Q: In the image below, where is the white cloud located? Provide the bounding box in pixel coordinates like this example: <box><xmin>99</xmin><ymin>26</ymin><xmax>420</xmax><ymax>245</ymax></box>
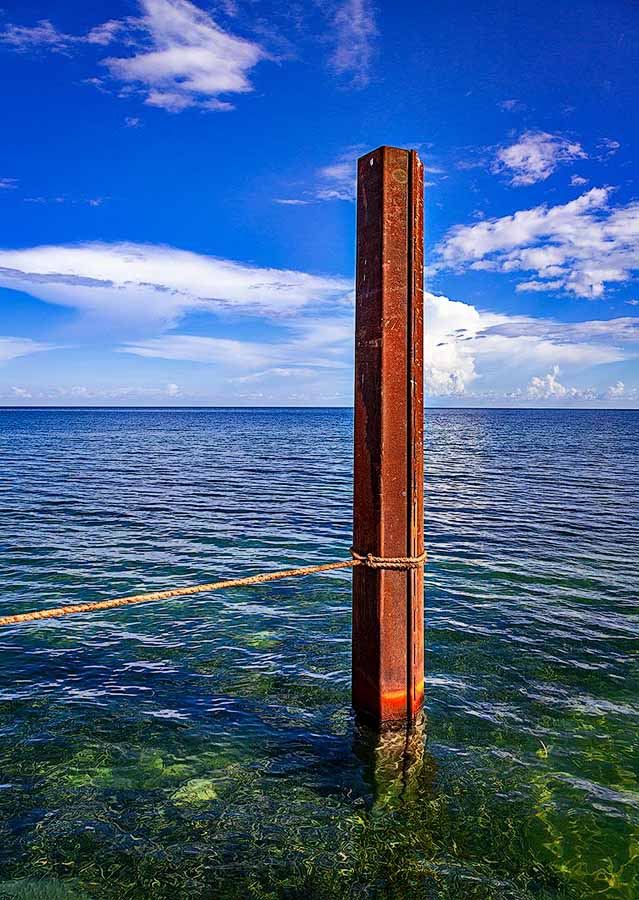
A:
<box><xmin>2</xmin><ymin>240</ymin><xmax>635</xmax><ymax>404</ymax></box>
<box><xmin>1</xmin><ymin>1</ymin><xmax>267</xmax><ymax>114</ymax></box>
<box><xmin>0</xmin><ymin>336</ymin><xmax>59</xmax><ymax>363</ymax></box>
<box><xmin>597</xmin><ymin>138</ymin><xmax>620</xmax><ymax>158</ymax></box>
<box><xmin>0</xmin><ymin>19</ymin><xmax>78</xmax><ymax>52</ymax></box>
<box><xmin>505</xmin><ymin>365</ymin><xmax>639</xmax><ymax>406</ymax></box>
<box><xmin>515</xmin><ymin>367</ymin><xmax>632</xmax><ymax>403</ymax></box>
<box><xmin>9</xmin><ymin>386</ymin><xmax>33</xmax><ymax>399</ymax></box>
<box><xmin>104</xmin><ymin>0</ymin><xmax>266</xmax><ymax>112</ymax></box>
<box><xmin>86</xmin><ymin>20</ymin><xmax>128</xmax><ymax>46</ymax></box>
<box><xmin>493</xmin><ymin>131</ymin><xmax>587</xmax><ymax>186</ymax></box>
<box><xmin>0</xmin><ymin>382</ymin><xmax>191</xmax><ymax>403</ymax></box>
<box><xmin>326</xmin><ymin>0</ymin><xmax>377</xmax><ymax>88</ymax></box>
<box><xmin>606</xmin><ymin>380</ymin><xmax>625</xmax><ymax>399</ymax></box>
<box><xmin>316</xmin><ymin>154</ymin><xmax>357</xmax><ymax>201</ymax></box>
<box><xmin>274</xmin><ymin>198</ymin><xmax>311</xmax><ymax>206</ymax></box>
<box><xmin>121</xmin><ymin>334</ymin><xmax>274</xmax><ymax>368</ymax></box>
<box><xmin>305</xmin><ymin>147</ymin><xmax>442</xmax><ymax>204</ymax></box>
<box><xmin>124</xmin><ymin>116</ymin><xmax>142</xmax><ymax>128</ymax></box>
<box><xmin>423</xmin><ymin>292</ymin><xmax>485</xmax><ymax>394</ymax></box>
<box><xmin>22</xmin><ymin>194</ymin><xmax>107</xmax><ymax>206</ymax></box>
<box><xmin>422</xmin><ymin>293</ymin><xmax>632</xmax><ymax>396</ymax></box>
<box><xmin>0</xmin><ymin>242</ymin><xmax>351</xmax><ymax>328</ymax></box>
<box><xmin>571</xmin><ymin>175</ymin><xmax>588</xmax><ymax>187</ymax></box>
<box><xmin>0</xmin><ymin>16</ymin><xmax>126</xmax><ymax>52</ymax></box>
<box><xmin>120</xmin><ymin>313</ymin><xmax>354</xmax><ymax>373</ymax></box>
<box><xmin>0</xmin><ymin>178</ymin><xmax>17</xmax><ymax>190</ymax></box>
<box><xmin>231</xmin><ymin>367</ymin><xmax>318</xmax><ymax>383</ymax></box>
<box><xmin>273</xmin><ymin>149</ymin><xmax>359</xmax><ymax>205</ymax></box>
<box><xmin>525</xmin><ymin>366</ymin><xmax>576</xmax><ymax>400</ymax></box>
<box><xmin>436</xmin><ymin>188</ymin><xmax>639</xmax><ymax>298</ymax></box>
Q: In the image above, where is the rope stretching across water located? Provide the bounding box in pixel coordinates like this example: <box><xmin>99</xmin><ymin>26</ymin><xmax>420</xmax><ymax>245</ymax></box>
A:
<box><xmin>0</xmin><ymin>549</ymin><xmax>427</xmax><ymax>628</ymax></box>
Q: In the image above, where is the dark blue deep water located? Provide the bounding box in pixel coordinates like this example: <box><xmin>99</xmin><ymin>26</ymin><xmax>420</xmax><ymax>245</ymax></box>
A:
<box><xmin>0</xmin><ymin>408</ymin><xmax>637</xmax><ymax>899</ymax></box>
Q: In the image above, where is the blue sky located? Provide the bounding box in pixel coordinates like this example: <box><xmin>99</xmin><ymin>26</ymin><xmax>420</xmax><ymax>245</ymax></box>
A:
<box><xmin>0</xmin><ymin>0</ymin><xmax>638</xmax><ymax>407</ymax></box>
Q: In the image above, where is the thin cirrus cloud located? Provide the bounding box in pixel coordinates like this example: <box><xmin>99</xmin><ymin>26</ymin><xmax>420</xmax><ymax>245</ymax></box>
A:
<box><xmin>274</xmin><ymin>151</ymin><xmax>358</xmax><ymax>205</ymax></box>
<box><xmin>275</xmin><ymin>145</ymin><xmax>444</xmax><ymax>206</ymax></box>
<box><xmin>0</xmin><ymin>336</ymin><xmax>60</xmax><ymax>363</ymax></box>
<box><xmin>120</xmin><ymin>313</ymin><xmax>354</xmax><ymax>372</ymax></box>
<box><xmin>0</xmin><ymin>18</ymin><xmax>125</xmax><ymax>52</ymax></box>
<box><xmin>493</xmin><ymin>131</ymin><xmax>588</xmax><ymax>186</ymax></box>
<box><xmin>114</xmin><ymin>287</ymin><xmax>634</xmax><ymax>400</ymax></box>
<box><xmin>327</xmin><ymin>0</ymin><xmax>378</xmax><ymax>88</ymax></box>
<box><xmin>435</xmin><ymin>187</ymin><xmax>639</xmax><ymax>298</ymax></box>
<box><xmin>0</xmin><ymin>241</ymin><xmax>352</xmax><ymax>328</ymax></box>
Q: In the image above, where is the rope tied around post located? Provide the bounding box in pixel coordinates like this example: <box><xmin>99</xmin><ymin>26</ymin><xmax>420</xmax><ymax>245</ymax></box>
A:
<box><xmin>0</xmin><ymin>549</ymin><xmax>427</xmax><ymax>628</ymax></box>
<box><xmin>349</xmin><ymin>548</ymin><xmax>427</xmax><ymax>570</ymax></box>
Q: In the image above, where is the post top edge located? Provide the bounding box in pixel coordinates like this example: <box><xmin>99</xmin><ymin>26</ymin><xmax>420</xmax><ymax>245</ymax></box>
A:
<box><xmin>358</xmin><ymin>146</ymin><xmax>422</xmax><ymax>163</ymax></box>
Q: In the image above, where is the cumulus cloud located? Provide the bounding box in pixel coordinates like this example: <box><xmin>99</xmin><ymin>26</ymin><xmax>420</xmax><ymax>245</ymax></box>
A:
<box><xmin>515</xmin><ymin>367</ymin><xmax>631</xmax><ymax>403</ymax></box>
<box><xmin>104</xmin><ymin>0</ymin><xmax>266</xmax><ymax>112</ymax></box>
<box><xmin>0</xmin><ymin>242</ymin><xmax>351</xmax><ymax>329</ymax></box>
<box><xmin>493</xmin><ymin>131</ymin><xmax>587</xmax><ymax>186</ymax></box>
<box><xmin>326</xmin><ymin>0</ymin><xmax>377</xmax><ymax>88</ymax></box>
<box><xmin>436</xmin><ymin>187</ymin><xmax>639</xmax><ymax>298</ymax></box>
<box><xmin>525</xmin><ymin>366</ymin><xmax>577</xmax><ymax>400</ymax></box>
<box><xmin>0</xmin><ymin>0</ymin><xmax>267</xmax><ymax>113</ymax></box>
<box><xmin>422</xmin><ymin>293</ymin><xmax>631</xmax><ymax>396</ymax></box>
<box><xmin>606</xmin><ymin>380</ymin><xmax>625</xmax><ymax>399</ymax></box>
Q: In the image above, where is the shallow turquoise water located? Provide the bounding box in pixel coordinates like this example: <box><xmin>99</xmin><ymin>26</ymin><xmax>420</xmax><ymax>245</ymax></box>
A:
<box><xmin>0</xmin><ymin>407</ymin><xmax>637</xmax><ymax>899</ymax></box>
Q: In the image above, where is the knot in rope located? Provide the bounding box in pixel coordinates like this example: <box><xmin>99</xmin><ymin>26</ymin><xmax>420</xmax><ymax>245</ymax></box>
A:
<box><xmin>350</xmin><ymin>548</ymin><xmax>427</xmax><ymax>570</ymax></box>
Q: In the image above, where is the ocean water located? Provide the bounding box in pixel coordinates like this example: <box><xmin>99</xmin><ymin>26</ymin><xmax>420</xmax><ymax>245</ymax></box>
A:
<box><xmin>0</xmin><ymin>407</ymin><xmax>637</xmax><ymax>900</ymax></box>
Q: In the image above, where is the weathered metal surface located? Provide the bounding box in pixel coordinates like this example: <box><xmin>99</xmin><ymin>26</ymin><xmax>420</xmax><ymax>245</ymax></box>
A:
<box><xmin>352</xmin><ymin>146</ymin><xmax>425</xmax><ymax>727</ymax></box>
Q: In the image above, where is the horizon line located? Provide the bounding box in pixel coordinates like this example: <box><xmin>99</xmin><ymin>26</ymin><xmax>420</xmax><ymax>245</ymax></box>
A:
<box><xmin>1</xmin><ymin>405</ymin><xmax>638</xmax><ymax>412</ymax></box>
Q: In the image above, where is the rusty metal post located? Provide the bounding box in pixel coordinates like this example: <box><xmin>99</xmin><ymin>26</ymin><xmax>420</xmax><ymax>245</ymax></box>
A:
<box><xmin>352</xmin><ymin>146</ymin><xmax>424</xmax><ymax>728</ymax></box>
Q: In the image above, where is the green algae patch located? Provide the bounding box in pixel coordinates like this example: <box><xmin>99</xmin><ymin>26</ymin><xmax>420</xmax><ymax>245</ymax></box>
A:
<box><xmin>242</xmin><ymin>631</ymin><xmax>281</xmax><ymax>650</ymax></box>
<box><xmin>171</xmin><ymin>778</ymin><xmax>219</xmax><ymax>805</ymax></box>
<box><xmin>57</xmin><ymin>748</ymin><xmax>204</xmax><ymax>792</ymax></box>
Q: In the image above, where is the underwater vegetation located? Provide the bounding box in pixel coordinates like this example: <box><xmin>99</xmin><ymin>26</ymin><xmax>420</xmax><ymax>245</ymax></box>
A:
<box><xmin>0</xmin><ymin>408</ymin><xmax>637</xmax><ymax>898</ymax></box>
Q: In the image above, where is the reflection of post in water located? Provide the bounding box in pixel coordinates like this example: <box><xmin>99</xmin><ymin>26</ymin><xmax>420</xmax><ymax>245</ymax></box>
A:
<box><xmin>353</xmin><ymin>711</ymin><xmax>433</xmax><ymax>804</ymax></box>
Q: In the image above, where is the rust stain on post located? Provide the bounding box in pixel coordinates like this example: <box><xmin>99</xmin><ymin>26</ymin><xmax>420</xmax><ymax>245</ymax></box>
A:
<box><xmin>352</xmin><ymin>146</ymin><xmax>425</xmax><ymax>728</ymax></box>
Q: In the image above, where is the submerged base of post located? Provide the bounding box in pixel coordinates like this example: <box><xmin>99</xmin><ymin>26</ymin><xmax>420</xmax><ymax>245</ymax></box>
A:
<box><xmin>352</xmin><ymin>145</ymin><xmax>425</xmax><ymax>729</ymax></box>
<box><xmin>353</xmin><ymin>711</ymin><xmax>428</xmax><ymax>801</ymax></box>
